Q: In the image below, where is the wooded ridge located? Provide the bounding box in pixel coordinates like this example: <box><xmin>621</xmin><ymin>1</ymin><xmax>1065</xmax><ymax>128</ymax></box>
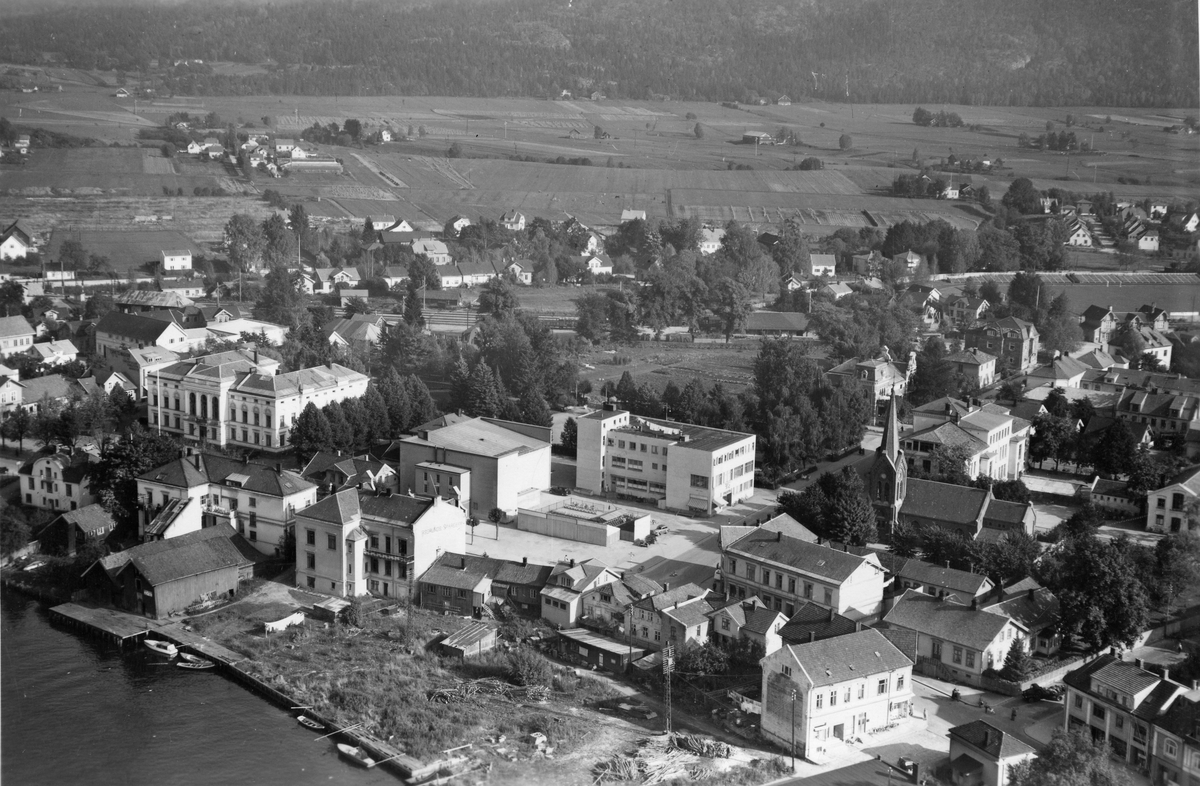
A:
<box><xmin>0</xmin><ymin>0</ymin><xmax>1194</xmax><ymax>106</ymax></box>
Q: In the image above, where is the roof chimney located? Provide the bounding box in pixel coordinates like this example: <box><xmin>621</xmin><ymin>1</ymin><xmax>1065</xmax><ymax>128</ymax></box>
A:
<box><xmin>1028</xmin><ymin>587</ymin><xmax>1036</xmax><ymax>600</ymax></box>
<box><xmin>663</xmin><ymin>582</ymin><xmax>670</xmax><ymax>591</ymax></box>
<box><xmin>275</xmin><ymin>463</ymin><xmax>282</xmax><ymax>473</ymax></box>
<box><xmin>460</xmin><ymin>556</ymin><xmax>466</xmax><ymax>569</ymax></box>
<box><xmin>777</xmin><ymin>530</ymin><xmax>782</xmax><ymax>541</ymax></box>
<box><xmin>983</xmin><ymin>729</ymin><xmax>991</xmax><ymax>748</ymax></box>
<box><xmin>971</xmin><ymin>597</ymin><xmax>978</xmax><ymax>611</ymax></box>
<box><xmin>810</xmin><ymin>631</ymin><xmax>816</xmax><ymax>643</ymax></box>
<box><xmin>828</xmin><ymin>607</ymin><xmax>835</xmax><ymax>622</ymax></box>
<box><xmin>522</xmin><ymin>557</ymin><xmax>528</xmax><ymax>567</ymax></box>
<box><xmin>194</xmin><ymin>454</ymin><xmax>201</xmax><ymax>470</ymax></box>
<box><xmin>1136</xmin><ymin>658</ymin><xmax>1146</xmax><ymax>670</ymax></box>
<box><xmin>569</xmin><ymin>558</ymin><xmax>576</xmax><ymax>568</ymax></box>
<box><xmin>1162</xmin><ymin>666</ymin><xmax>1171</xmax><ymax>681</ymax></box>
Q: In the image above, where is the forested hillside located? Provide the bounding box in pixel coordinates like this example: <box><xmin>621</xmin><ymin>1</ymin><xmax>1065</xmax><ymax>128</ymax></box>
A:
<box><xmin>1</xmin><ymin>0</ymin><xmax>1194</xmax><ymax>106</ymax></box>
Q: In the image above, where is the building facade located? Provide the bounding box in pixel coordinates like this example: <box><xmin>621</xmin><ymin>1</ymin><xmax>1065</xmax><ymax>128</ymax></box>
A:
<box><xmin>577</xmin><ymin>406</ymin><xmax>755</xmax><ymax>515</ymax></box>
<box><xmin>964</xmin><ymin>318</ymin><xmax>1041</xmax><ymax>373</ymax></box>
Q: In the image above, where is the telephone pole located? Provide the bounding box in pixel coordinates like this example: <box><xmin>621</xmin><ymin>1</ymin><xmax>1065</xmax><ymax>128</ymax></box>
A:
<box><xmin>663</xmin><ymin>644</ymin><xmax>675</xmax><ymax>736</ymax></box>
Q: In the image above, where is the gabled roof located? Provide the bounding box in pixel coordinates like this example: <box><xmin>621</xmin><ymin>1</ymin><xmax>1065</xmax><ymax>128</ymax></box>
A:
<box><xmin>140</xmin><ymin>453</ymin><xmax>315</xmax><ymax>498</ymax></box>
<box><xmin>2</xmin><ymin>220</ymin><xmax>34</xmax><ymax>245</ymax></box>
<box><xmin>901</xmin><ymin>478</ymin><xmax>989</xmax><ymax>526</ymax></box>
<box><xmin>59</xmin><ymin>503</ymin><xmax>116</xmax><ymax>534</ymax></box>
<box><xmin>96</xmin><ymin>311</ymin><xmax>176</xmax><ymax>343</ymax></box>
<box><xmin>0</xmin><ymin>315</ymin><xmax>35</xmax><ymax>339</ymax></box>
<box><xmin>897</xmin><ymin>558</ymin><xmax>990</xmax><ymax>596</ymax></box>
<box><xmin>663</xmin><ymin>596</ymin><xmax>715</xmax><ymax>628</ymax></box>
<box><xmin>298</xmin><ymin>487</ymin><xmax>361</xmax><ymax>524</ymax></box>
<box><xmin>88</xmin><ymin>526</ymin><xmax>259</xmax><ymax>586</ymax></box>
<box><xmin>631</xmin><ymin>583</ymin><xmax>709</xmax><ymax>613</ymax></box>
<box><xmin>980</xmin><ymin>581</ymin><xmax>1059</xmax><ymax>633</ymax></box>
<box><xmin>726</xmin><ymin>530</ymin><xmax>874</xmax><ymax>583</ymax></box>
<box><xmin>949</xmin><ymin>720</ymin><xmax>1036</xmax><ymax>760</ymax></box>
<box><xmin>18</xmin><ymin>373</ymin><xmax>77</xmax><ymax>403</ymax></box>
<box><xmin>906</xmin><ymin>422</ymin><xmax>989</xmax><ymax>454</ymax></box>
<box><xmin>114</xmin><ymin>290</ymin><xmax>193</xmax><ymax>309</ymax></box>
<box><xmin>883</xmin><ymin>589</ymin><xmax>1018</xmax><ymax>651</ymax></box>
<box><xmin>945</xmin><ymin>348</ymin><xmax>995</xmax><ymax>366</ymax></box>
<box><xmin>777</xmin><ymin>601</ymin><xmax>859</xmax><ymax>645</ymax></box>
<box><xmin>782</xmin><ymin>628</ymin><xmax>912</xmax><ymax>688</ymax></box>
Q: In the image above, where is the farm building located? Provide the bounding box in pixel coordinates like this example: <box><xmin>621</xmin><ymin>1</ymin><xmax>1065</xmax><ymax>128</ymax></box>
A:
<box><xmin>742</xmin><ymin>131</ymin><xmax>774</xmax><ymax>145</ymax></box>
<box><xmin>743</xmin><ymin>311</ymin><xmax>811</xmax><ymax>337</ymax></box>
<box><xmin>1</xmin><ymin>220</ymin><xmax>34</xmax><ymax>259</ymax></box>
<box><xmin>114</xmin><ymin>290</ymin><xmax>194</xmax><ymax>313</ymax></box>
<box><xmin>620</xmin><ymin>209</ymin><xmax>647</xmax><ymax>222</ymax></box>
<box><xmin>82</xmin><ymin>526</ymin><xmax>262</xmax><ymax>619</ymax></box>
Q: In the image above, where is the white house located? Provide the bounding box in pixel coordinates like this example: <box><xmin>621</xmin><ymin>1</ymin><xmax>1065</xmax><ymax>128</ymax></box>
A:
<box><xmin>18</xmin><ymin>447</ymin><xmax>96</xmax><ymax>512</ymax></box>
<box><xmin>1</xmin><ymin>220</ymin><xmax>34</xmax><ymax>260</ymax></box>
<box><xmin>160</xmin><ymin>250</ymin><xmax>193</xmax><ymax>271</ymax></box>
<box><xmin>499</xmin><ymin>211</ymin><xmax>526</xmax><ymax>232</ymax></box>
<box><xmin>699</xmin><ymin>226</ymin><xmax>725</xmax><ymax>255</ymax></box>
<box><xmin>584</xmin><ymin>254</ymin><xmax>613</xmax><ymax>276</ymax></box>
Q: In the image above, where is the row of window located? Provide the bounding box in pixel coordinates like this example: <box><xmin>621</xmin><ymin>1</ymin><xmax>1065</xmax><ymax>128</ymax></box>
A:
<box><xmin>611</xmin><ymin>438</ymin><xmax>668</xmax><ymax>456</ymax></box>
<box><xmin>729</xmin><ymin>559</ymin><xmax>834</xmax><ymax>605</ymax></box>
<box><xmin>713</xmin><ymin>443</ymin><xmax>752</xmax><ymax>467</ymax></box>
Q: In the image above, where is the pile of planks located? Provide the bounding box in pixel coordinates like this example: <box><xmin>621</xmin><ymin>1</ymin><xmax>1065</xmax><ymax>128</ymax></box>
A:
<box><xmin>426</xmin><ymin>678</ymin><xmax>550</xmax><ymax>704</ymax></box>
<box><xmin>592</xmin><ymin>735</ymin><xmax>701</xmax><ymax>785</ymax></box>
<box><xmin>671</xmin><ymin>732</ymin><xmax>731</xmax><ymax>758</ymax></box>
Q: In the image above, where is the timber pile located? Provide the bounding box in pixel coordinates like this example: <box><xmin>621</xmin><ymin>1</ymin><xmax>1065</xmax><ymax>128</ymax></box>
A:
<box><xmin>593</xmin><ymin>734</ymin><xmax>722</xmax><ymax>784</ymax></box>
<box><xmin>426</xmin><ymin>678</ymin><xmax>550</xmax><ymax>704</ymax></box>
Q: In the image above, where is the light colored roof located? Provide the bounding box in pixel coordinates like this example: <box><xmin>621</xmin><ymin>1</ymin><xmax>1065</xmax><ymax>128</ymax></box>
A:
<box><xmin>0</xmin><ymin>316</ymin><xmax>35</xmax><ymax>339</ymax></box>
<box><xmin>883</xmin><ymin>590</ymin><xmax>1019</xmax><ymax>650</ymax></box>
<box><xmin>406</xmin><ymin>417</ymin><xmax>548</xmax><ymax>458</ymax></box>
<box><xmin>783</xmin><ymin>629</ymin><xmax>913</xmax><ymax>688</ymax></box>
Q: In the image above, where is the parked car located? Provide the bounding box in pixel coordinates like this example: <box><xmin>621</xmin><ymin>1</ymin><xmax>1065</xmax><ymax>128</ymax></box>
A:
<box><xmin>1022</xmin><ymin>683</ymin><xmax>1064</xmax><ymax>702</ymax></box>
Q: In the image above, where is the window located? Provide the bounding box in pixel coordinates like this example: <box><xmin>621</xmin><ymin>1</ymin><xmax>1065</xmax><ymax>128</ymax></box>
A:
<box><xmin>306</xmin><ymin>553</ymin><xmax>315</xmax><ymax>569</ymax></box>
<box><xmin>654</xmin><ymin>630</ymin><xmax>661</xmax><ymax>642</ymax></box>
<box><xmin>858</xmin><ymin>684</ymin><xmax>865</xmax><ymax>699</ymax></box>
<box><xmin>690</xmin><ymin>474</ymin><xmax>708</xmax><ymax>489</ymax></box>
<box><xmin>931</xmin><ymin>640</ymin><xmax>942</xmax><ymax>660</ymax></box>
<box><xmin>1092</xmin><ymin>705</ymin><xmax>1105</xmax><ymax>720</ymax></box>
<box><xmin>721</xmin><ymin>617</ymin><xmax>730</xmax><ymax>631</ymax></box>
<box><xmin>952</xmin><ymin>646</ymin><xmax>963</xmax><ymax>664</ymax></box>
<box><xmin>1074</xmin><ymin>694</ymin><xmax>1083</xmax><ymax>709</ymax></box>
<box><xmin>782</xmin><ymin>664</ymin><xmax>792</xmax><ymax>678</ymax></box>
<box><xmin>897</xmin><ymin>675</ymin><xmax>905</xmax><ymax>690</ymax></box>
<box><xmin>1165</xmin><ymin>739</ymin><xmax>1178</xmax><ymax>758</ymax></box>
<box><xmin>830</xmin><ymin>691</ymin><xmax>837</xmax><ymax>707</ymax></box>
<box><xmin>843</xmin><ymin>688</ymin><xmax>851</xmax><ymax>703</ymax></box>
<box><xmin>816</xmin><ymin>694</ymin><xmax>823</xmax><ymax>709</ymax></box>
<box><xmin>824</xmin><ymin>588</ymin><xmax>832</xmax><ymax>605</ymax></box>
<box><xmin>306</xmin><ymin>529</ymin><xmax>315</xmax><ymax>546</ymax></box>
<box><xmin>788</xmin><ymin>578</ymin><xmax>796</xmax><ymax>594</ymax></box>
<box><xmin>877</xmin><ymin>679</ymin><xmax>887</xmax><ymax>695</ymax></box>
<box><xmin>966</xmin><ymin>651</ymin><xmax>975</xmax><ymax>668</ymax></box>
<box><xmin>775</xmin><ymin>574</ymin><xmax>783</xmax><ymax>590</ymax></box>
<box><xmin>728</xmin><ymin>558</ymin><xmax>737</xmax><ymax>574</ymax></box>
<box><xmin>762</xmin><ymin>569</ymin><xmax>770</xmax><ymax>586</ymax></box>
<box><xmin>804</xmin><ymin>582</ymin><xmax>813</xmax><ymax>599</ymax></box>
<box><xmin>327</xmin><ymin>533</ymin><xmax>336</xmax><ymax>550</ymax></box>
<box><xmin>1174</xmin><ymin>493</ymin><xmax>1185</xmax><ymax>510</ymax></box>
<box><xmin>1157</xmin><ymin>498</ymin><xmax>1166</xmax><ymax>509</ymax></box>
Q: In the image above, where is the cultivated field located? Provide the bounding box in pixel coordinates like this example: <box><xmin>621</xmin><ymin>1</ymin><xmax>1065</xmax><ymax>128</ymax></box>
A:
<box><xmin>0</xmin><ymin>146</ymin><xmax>247</xmax><ymax>197</ymax></box>
<box><xmin>45</xmin><ymin>228</ymin><xmax>203</xmax><ymax>271</ymax></box>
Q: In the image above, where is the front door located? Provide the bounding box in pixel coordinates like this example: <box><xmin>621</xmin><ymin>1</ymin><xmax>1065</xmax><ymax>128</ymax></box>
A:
<box><xmin>833</xmin><ymin>724</ymin><xmax>844</xmax><ymax>740</ymax></box>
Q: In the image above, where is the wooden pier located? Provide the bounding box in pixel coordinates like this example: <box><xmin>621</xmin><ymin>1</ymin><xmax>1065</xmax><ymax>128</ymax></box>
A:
<box><xmin>49</xmin><ymin>603</ymin><xmax>169</xmax><ymax>645</ymax></box>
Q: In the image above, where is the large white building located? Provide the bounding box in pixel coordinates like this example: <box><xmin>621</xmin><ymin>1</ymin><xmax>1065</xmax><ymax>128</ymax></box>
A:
<box><xmin>149</xmin><ymin>352</ymin><xmax>369</xmax><ymax>453</ymax></box>
<box><xmin>576</xmin><ymin>406</ymin><xmax>755</xmax><ymax>515</ymax></box>
<box><xmin>295</xmin><ymin>488</ymin><xmax>465</xmax><ymax>598</ymax></box>
<box><xmin>18</xmin><ymin>446</ymin><xmax>96</xmax><ymax>512</ymax></box>
<box><xmin>395</xmin><ymin>417</ymin><xmax>551</xmax><ymax>518</ymax></box>
<box><xmin>136</xmin><ymin>451</ymin><xmax>317</xmax><ymax>556</ymax></box>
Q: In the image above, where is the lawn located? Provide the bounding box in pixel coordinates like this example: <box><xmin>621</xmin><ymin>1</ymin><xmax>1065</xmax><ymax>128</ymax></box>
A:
<box><xmin>44</xmin><ymin>227</ymin><xmax>204</xmax><ymax>272</ymax></box>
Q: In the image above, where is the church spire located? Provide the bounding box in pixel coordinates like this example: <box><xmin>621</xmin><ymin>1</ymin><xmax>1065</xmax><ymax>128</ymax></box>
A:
<box><xmin>882</xmin><ymin>391</ymin><xmax>901</xmax><ymax>461</ymax></box>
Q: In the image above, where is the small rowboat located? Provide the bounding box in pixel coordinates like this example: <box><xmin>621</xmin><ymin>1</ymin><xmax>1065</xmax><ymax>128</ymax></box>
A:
<box><xmin>176</xmin><ymin>658</ymin><xmax>215</xmax><ymax>670</ymax></box>
<box><xmin>144</xmin><ymin>639</ymin><xmax>178</xmax><ymax>657</ymax></box>
<box><xmin>297</xmin><ymin>715</ymin><xmax>325</xmax><ymax>731</ymax></box>
<box><xmin>336</xmin><ymin>743</ymin><xmax>376</xmax><ymax>768</ymax></box>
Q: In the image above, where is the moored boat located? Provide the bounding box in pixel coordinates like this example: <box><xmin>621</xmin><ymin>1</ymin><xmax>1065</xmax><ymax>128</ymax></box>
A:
<box><xmin>336</xmin><ymin>743</ymin><xmax>375</xmax><ymax>768</ymax></box>
<box><xmin>176</xmin><ymin>659</ymin><xmax>215</xmax><ymax>670</ymax></box>
<box><xmin>144</xmin><ymin>639</ymin><xmax>178</xmax><ymax>657</ymax></box>
<box><xmin>297</xmin><ymin>715</ymin><xmax>325</xmax><ymax>731</ymax></box>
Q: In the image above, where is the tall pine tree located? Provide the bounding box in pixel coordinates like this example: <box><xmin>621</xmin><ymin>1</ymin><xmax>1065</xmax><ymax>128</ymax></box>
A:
<box><xmin>323</xmin><ymin>401</ymin><xmax>353</xmax><ymax>453</ymax></box>
<box><xmin>466</xmin><ymin>364</ymin><xmax>502</xmax><ymax>417</ymax></box>
<box><xmin>291</xmin><ymin>403</ymin><xmax>333</xmax><ymax>463</ymax></box>
<box><xmin>404</xmin><ymin>375</ymin><xmax>440</xmax><ymax>429</ymax></box>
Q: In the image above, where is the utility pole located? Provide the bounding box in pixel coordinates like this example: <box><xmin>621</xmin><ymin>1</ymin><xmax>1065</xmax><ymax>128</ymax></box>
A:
<box><xmin>663</xmin><ymin>644</ymin><xmax>675</xmax><ymax>736</ymax></box>
<box><xmin>790</xmin><ymin>690</ymin><xmax>798</xmax><ymax>772</ymax></box>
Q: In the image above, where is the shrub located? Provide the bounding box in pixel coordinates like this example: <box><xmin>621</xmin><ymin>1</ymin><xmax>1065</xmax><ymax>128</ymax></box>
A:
<box><xmin>507</xmin><ymin>646</ymin><xmax>553</xmax><ymax>687</ymax></box>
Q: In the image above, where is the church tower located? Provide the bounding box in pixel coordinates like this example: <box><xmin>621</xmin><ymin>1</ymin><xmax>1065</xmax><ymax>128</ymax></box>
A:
<box><xmin>865</xmin><ymin>392</ymin><xmax>906</xmax><ymax>527</ymax></box>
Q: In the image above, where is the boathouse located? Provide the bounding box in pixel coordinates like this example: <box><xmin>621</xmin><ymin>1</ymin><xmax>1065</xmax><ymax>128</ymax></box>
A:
<box><xmin>82</xmin><ymin>526</ymin><xmax>262</xmax><ymax>618</ymax></box>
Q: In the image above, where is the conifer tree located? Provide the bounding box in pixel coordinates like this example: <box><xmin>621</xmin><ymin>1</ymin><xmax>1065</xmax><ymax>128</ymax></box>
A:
<box><xmin>323</xmin><ymin>401</ymin><xmax>353</xmax><ymax>453</ymax></box>
<box><xmin>291</xmin><ymin>403</ymin><xmax>332</xmax><ymax>463</ymax></box>
<box><xmin>404</xmin><ymin>375</ymin><xmax>440</xmax><ymax>429</ymax></box>
<box><xmin>466</xmin><ymin>364</ymin><xmax>502</xmax><ymax>418</ymax></box>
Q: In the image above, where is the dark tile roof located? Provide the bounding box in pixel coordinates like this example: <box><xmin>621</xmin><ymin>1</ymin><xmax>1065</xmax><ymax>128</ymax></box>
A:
<box><xmin>421</xmin><ymin>564</ymin><xmax>490</xmax><ymax>590</ymax></box>
<box><xmin>663</xmin><ymin>597</ymin><xmax>714</xmax><ymax>628</ymax></box>
<box><xmin>981</xmin><ymin>585</ymin><xmax>1059</xmax><ymax>634</ymax></box>
<box><xmin>18</xmin><ymin>374</ymin><xmax>78</xmax><ymax>403</ymax></box>
<box><xmin>983</xmin><ymin>500</ymin><xmax>1032</xmax><ymax>528</ymax></box>
<box><xmin>777</xmin><ymin>601</ymin><xmax>859</xmax><ymax>645</ymax></box>
<box><xmin>897</xmin><ymin>558</ymin><xmax>991</xmax><ymax>595</ymax></box>
<box><xmin>92</xmin><ymin>526</ymin><xmax>258</xmax><ymax>586</ymax></box>
<box><xmin>745</xmin><ymin>312</ymin><xmax>809</xmax><ymax>332</ymax></box>
<box><xmin>59</xmin><ymin>503</ymin><xmax>116</xmax><ymax>534</ymax></box>
<box><xmin>139</xmin><ymin>453</ymin><xmax>314</xmax><ymax>497</ymax></box>
<box><xmin>632</xmin><ymin>583</ymin><xmax>709</xmax><ymax>612</ymax></box>
<box><xmin>426</xmin><ymin>552</ymin><xmax>553</xmax><ymax>590</ymax></box>
<box><xmin>883</xmin><ymin>590</ymin><xmax>1015</xmax><ymax>651</ymax></box>
<box><xmin>358</xmin><ymin>492</ymin><xmax>433</xmax><ymax>524</ymax></box>
<box><xmin>298</xmin><ymin>488</ymin><xmax>360</xmax><ymax>524</ymax></box>
<box><xmin>785</xmin><ymin>629</ymin><xmax>913</xmax><ymax>688</ymax></box>
<box><xmin>901</xmin><ymin>479</ymin><xmax>989</xmax><ymax>526</ymax></box>
<box><xmin>878</xmin><ymin>627</ymin><xmax>919</xmax><ymax>661</ymax></box>
<box><xmin>728</xmin><ymin>529</ymin><xmax>872</xmax><ymax>582</ymax></box>
<box><xmin>949</xmin><ymin>720</ymin><xmax>1036</xmax><ymax>760</ymax></box>
<box><xmin>96</xmin><ymin>311</ymin><xmax>174</xmax><ymax>343</ymax></box>
<box><xmin>1154</xmin><ymin>694</ymin><xmax>1200</xmax><ymax>740</ymax></box>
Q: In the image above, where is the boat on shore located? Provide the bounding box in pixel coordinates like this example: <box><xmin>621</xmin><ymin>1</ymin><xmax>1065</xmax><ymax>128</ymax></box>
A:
<box><xmin>177</xmin><ymin>658</ymin><xmax>215</xmax><ymax>670</ymax></box>
<box><xmin>336</xmin><ymin>743</ymin><xmax>375</xmax><ymax>768</ymax></box>
<box><xmin>297</xmin><ymin>715</ymin><xmax>325</xmax><ymax>731</ymax></box>
<box><xmin>144</xmin><ymin>639</ymin><xmax>178</xmax><ymax>657</ymax></box>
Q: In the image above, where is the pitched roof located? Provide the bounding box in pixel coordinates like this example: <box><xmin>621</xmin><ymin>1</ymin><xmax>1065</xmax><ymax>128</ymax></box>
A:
<box><xmin>96</xmin><ymin>311</ymin><xmax>175</xmax><ymax>343</ymax></box>
<box><xmin>784</xmin><ymin>628</ymin><xmax>912</xmax><ymax>688</ymax></box>
<box><xmin>92</xmin><ymin>526</ymin><xmax>258</xmax><ymax>586</ymax></box>
<box><xmin>139</xmin><ymin>453</ymin><xmax>315</xmax><ymax>497</ymax></box>
<box><xmin>907</xmin><ymin>422</ymin><xmax>989</xmax><ymax>453</ymax></box>
<box><xmin>745</xmin><ymin>312</ymin><xmax>809</xmax><ymax>332</ymax></box>
<box><xmin>883</xmin><ymin>590</ymin><xmax>1017</xmax><ymax>650</ymax></box>
<box><xmin>983</xmin><ymin>500</ymin><xmax>1032</xmax><ymax>528</ymax></box>
<box><xmin>726</xmin><ymin>530</ymin><xmax>874</xmax><ymax>583</ymax></box>
<box><xmin>114</xmin><ymin>290</ymin><xmax>193</xmax><ymax>309</ymax></box>
<box><xmin>0</xmin><ymin>315</ymin><xmax>34</xmax><ymax>339</ymax></box>
<box><xmin>631</xmin><ymin>583</ymin><xmax>709</xmax><ymax>612</ymax></box>
<box><xmin>1065</xmin><ymin>656</ymin><xmax>1160</xmax><ymax>696</ymax></box>
<box><xmin>663</xmin><ymin>596</ymin><xmax>715</xmax><ymax>628</ymax></box>
<box><xmin>897</xmin><ymin>558</ymin><xmax>991</xmax><ymax>595</ymax></box>
<box><xmin>945</xmin><ymin>348</ymin><xmax>995</xmax><ymax>366</ymax></box>
<box><xmin>59</xmin><ymin>503</ymin><xmax>116</xmax><ymax>534</ymax></box>
<box><xmin>949</xmin><ymin>720</ymin><xmax>1036</xmax><ymax>760</ymax></box>
<box><xmin>18</xmin><ymin>374</ymin><xmax>77</xmax><ymax>403</ymax></box>
<box><xmin>777</xmin><ymin>601</ymin><xmax>859</xmax><ymax>645</ymax></box>
<box><xmin>981</xmin><ymin>583</ymin><xmax>1059</xmax><ymax>634</ymax></box>
<box><xmin>298</xmin><ymin>487</ymin><xmax>361</xmax><ymax>524</ymax></box>
<box><xmin>901</xmin><ymin>478</ymin><xmax>990</xmax><ymax>526</ymax></box>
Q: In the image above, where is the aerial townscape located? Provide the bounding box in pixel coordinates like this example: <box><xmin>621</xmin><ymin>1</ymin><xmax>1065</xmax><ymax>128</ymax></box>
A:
<box><xmin>0</xmin><ymin>1</ymin><xmax>1198</xmax><ymax>785</ymax></box>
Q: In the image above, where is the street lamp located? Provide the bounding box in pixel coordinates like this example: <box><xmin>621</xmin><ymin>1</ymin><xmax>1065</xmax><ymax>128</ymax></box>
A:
<box><xmin>790</xmin><ymin>689</ymin><xmax>798</xmax><ymax>773</ymax></box>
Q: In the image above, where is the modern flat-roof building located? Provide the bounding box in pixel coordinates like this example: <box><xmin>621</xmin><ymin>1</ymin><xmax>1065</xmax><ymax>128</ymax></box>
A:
<box><xmin>577</xmin><ymin>405</ymin><xmax>755</xmax><ymax>515</ymax></box>
<box><xmin>395</xmin><ymin>417</ymin><xmax>551</xmax><ymax>518</ymax></box>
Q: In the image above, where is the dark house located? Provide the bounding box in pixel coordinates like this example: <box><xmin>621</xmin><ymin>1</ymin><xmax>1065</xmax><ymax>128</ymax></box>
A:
<box><xmin>82</xmin><ymin>526</ymin><xmax>261</xmax><ymax>618</ymax></box>
<box><xmin>35</xmin><ymin>503</ymin><xmax>116</xmax><ymax>556</ymax></box>
<box><xmin>418</xmin><ymin>552</ymin><xmax>552</xmax><ymax>617</ymax></box>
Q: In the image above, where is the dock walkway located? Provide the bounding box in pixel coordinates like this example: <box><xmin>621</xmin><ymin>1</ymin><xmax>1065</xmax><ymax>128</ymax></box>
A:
<box><xmin>158</xmin><ymin>622</ymin><xmax>246</xmax><ymax>664</ymax></box>
<box><xmin>50</xmin><ymin>603</ymin><xmax>170</xmax><ymax>644</ymax></box>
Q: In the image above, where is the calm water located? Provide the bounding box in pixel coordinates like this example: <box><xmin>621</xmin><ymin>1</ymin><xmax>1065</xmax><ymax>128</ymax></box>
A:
<box><xmin>1</xmin><ymin>588</ymin><xmax>391</xmax><ymax>786</ymax></box>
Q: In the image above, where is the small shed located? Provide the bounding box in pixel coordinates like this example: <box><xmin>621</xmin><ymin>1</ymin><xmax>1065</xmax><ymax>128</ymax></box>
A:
<box><xmin>441</xmin><ymin>620</ymin><xmax>499</xmax><ymax>658</ymax></box>
<box><xmin>310</xmin><ymin>596</ymin><xmax>351</xmax><ymax>623</ymax></box>
<box><xmin>557</xmin><ymin>628</ymin><xmax>645</xmax><ymax>671</ymax></box>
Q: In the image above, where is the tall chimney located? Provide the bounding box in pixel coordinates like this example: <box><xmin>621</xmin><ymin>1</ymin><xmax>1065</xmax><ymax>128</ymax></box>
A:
<box><xmin>523</xmin><ymin>557</ymin><xmax>528</xmax><ymax>566</ymax></box>
<box><xmin>663</xmin><ymin>582</ymin><xmax>670</xmax><ymax>591</ymax></box>
<box><xmin>194</xmin><ymin>454</ymin><xmax>201</xmax><ymax>470</ymax></box>
<box><xmin>983</xmin><ymin>729</ymin><xmax>991</xmax><ymax>748</ymax></box>
<box><xmin>569</xmin><ymin>558</ymin><xmax>576</xmax><ymax>568</ymax></box>
<box><xmin>1136</xmin><ymin>658</ymin><xmax>1146</xmax><ymax>670</ymax></box>
<box><xmin>810</xmin><ymin>631</ymin><xmax>816</xmax><ymax>643</ymax></box>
